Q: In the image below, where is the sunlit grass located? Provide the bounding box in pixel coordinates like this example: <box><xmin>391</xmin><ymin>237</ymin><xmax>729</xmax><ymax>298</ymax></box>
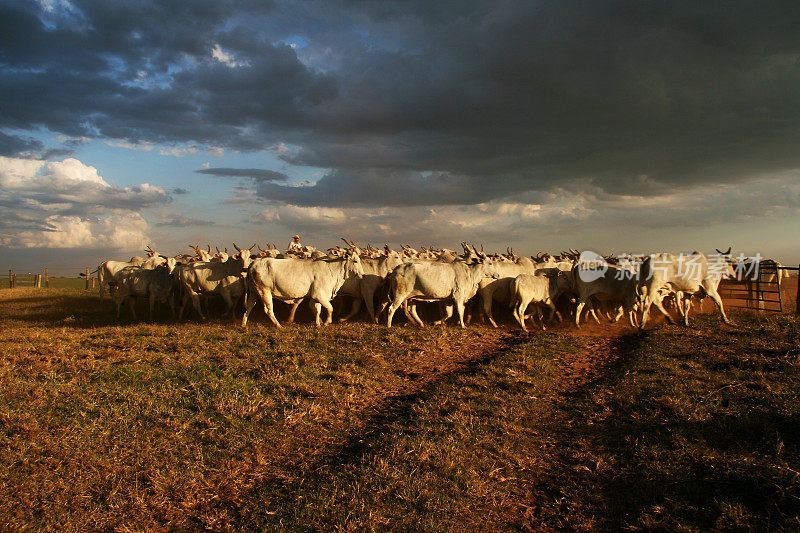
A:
<box><xmin>1</xmin><ymin>289</ymin><xmax>798</xmax><ymax>530</ymax></box>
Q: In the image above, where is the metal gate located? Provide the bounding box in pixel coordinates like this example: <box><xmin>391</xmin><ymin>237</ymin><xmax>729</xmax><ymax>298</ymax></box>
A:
<box><xmin>718</xmin><ymin>259</ymin><xmax>783</xmax><ymax>312</ymax></box>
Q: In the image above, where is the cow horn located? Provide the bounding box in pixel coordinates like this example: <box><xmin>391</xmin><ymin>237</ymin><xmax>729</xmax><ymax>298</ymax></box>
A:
<box><xmin>258</xmin><ymin>245</ymin><xmax>266</xmax><ymax>253</ymax></box>
<box><xmin>249</xmin><ymin>243</ymin><xmax>257</xmax><ymax>251</ymax></box>
<box><xmin>233</xmin><ymin>243</ymin><xmax>242</xmax><ymax>252</ymax></box>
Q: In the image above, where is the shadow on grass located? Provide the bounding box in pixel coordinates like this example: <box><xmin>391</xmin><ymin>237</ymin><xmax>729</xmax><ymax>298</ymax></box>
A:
<box><xmin>544</xmin><ymin>330</ymin><xmax>800</xmax><ymax>530</ymax></box>
<box><xmin>212</xmin><ymin>331</ymin><xmax>527</xmax><ymax>528</ymax></box>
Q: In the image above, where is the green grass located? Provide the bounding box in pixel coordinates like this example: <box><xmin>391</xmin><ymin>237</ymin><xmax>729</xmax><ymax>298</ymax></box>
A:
<box><xmin>0</xmin><ymin>289</ymin><xmax>798</xmax><ymax>531</ymax></box>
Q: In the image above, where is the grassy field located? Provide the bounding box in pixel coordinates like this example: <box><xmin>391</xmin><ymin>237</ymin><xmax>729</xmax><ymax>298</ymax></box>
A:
<box><xmin>0</xmin><ymin>288</ymin><xmax>798</xmax><ymax>531</ymax></box>
<box><xmin>0</xmin><ymin>277</ymin><xmax>87</xmax><ymax>290</ymax></box>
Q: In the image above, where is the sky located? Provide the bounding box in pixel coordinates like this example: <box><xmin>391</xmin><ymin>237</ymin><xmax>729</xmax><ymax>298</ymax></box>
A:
<box><xmin>1</xmin><ymin>0</ymin><xmax>799</xmax><ymax>275</ymax></box>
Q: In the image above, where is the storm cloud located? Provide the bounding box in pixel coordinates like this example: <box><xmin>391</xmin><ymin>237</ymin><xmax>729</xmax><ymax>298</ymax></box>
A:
<box><xmin>2</xmin><ymin>1</ymin><xmax>799</xmax><ymax>197</ymax></box>
<box><xmin>2</xmin><ymin>1</ymin><xmax>800</xmax><ymax>261</ymax></box>
<box><xmin>196</xmin><ymin>167</ymin><xmax>289</xmax><ymax>182</ymax></box>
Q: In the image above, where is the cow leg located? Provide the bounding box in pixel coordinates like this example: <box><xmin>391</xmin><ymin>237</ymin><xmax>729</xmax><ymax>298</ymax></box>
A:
<box><xmin>220</xmin><ymin>291</ymin><xmax>234</xmax><ymax>317</ymax></box>
<box><xmin>338</xmin><ymin>297</ymin><xmax>362</xmax><ymax>323</ymax></box>
<box><xmin>675</xmin><ymin>291</ymin><xmax>686</xmax><ymax>318</ymax></box>
<box><xmin>408</xmin><ymin>302</ymin><xmax>426</xmax><ymax>327</ymax></box>
<box><xmin>261</xmin><ymin>291</ymin><xmax>282</xmax><ymax>328</ymax></box>
<box><xmin>514</xmin><ymin>298</ymin><xmax>529</xmax><ymax>332</ymax></box>
<box><xmin>310</xmin><ymin>294</ymin><xmax>334</xmax><ymax>326</ymax></box>
<box><xmin>542</xmin><ymin>301</ymin><xmax>557</xmax><ymax>330</ymax></box>
<box><xmin>575</xmin><ymin>300</ymin><xmax>586</xmax><ymax>327</ymax></box>
<box><xmin>639</xmin><ymin>300</ymin><xmax>651</xmax><ymax>329</ymax></box>
<box><xmin>127</xmin><ymin>297</ymin><xmax>137</xmax><ymax>321</ymax></box>
<box><xmin>586</xmin><ymin>300</ymin><xmax>602</xmax><ymax>325</ymax></box>
<box><xmin>706</xmin><ymin>289</ymin><xmax>732</xmax><ymax>325</ymax></box>
<box><xmin>628</xmin><ymin>308</ymin><xmax>638</xmax><ymax>328</ymax></box>
<box><xmin>433</xmin><ymin>303</ymin><xmax>453</xmax><ymax>326</ymax></box>
<box><xmin>178</xmin><ymin>292</ymin><xmax>190</xmax><ymax>321</ymax></box>
<box><xmin>189</xmin><ymin>293</ymin><xmax>207</xmax><ymax>321</ymax></box>
<box><xmin>361</xmin><ymin>285</ymin><xmax>378</xmax><ymax>323</ymax></box>
<box><xmin>115</xmin><ymin>296</ymin><xmax>123</xmax><ymax>320</ymax></box>
<box><xmin>650</xmin><ymin>296</ymin><xmax>675</xmax><ymax>324</ymax></box>
<box><xmin>287</xmin><ymin>300</ymin><xmax>302</xmax><ymax>323</ymax></box>
<box><xmin>387</xmin><ymin>292</ymin><xmax>412</xmax><ymax>327</ymax></box>
<box><xmin>241</xmin><ymin>291</ymin><xmax>258</xmax><ymax>328</ymax></box>
<box><xmin>149</xmin><ymin>293</ymin><xmax>156</xmax><ymax>321</ymax></box>
<box><xmin>455</xmin><ymin>299</ymin><xmax>467</xmax><ymax>329</ymax></box>
<box><xmin>228</xmin><ymin>295</ymin><xmax>242</xmax><ymax>318</ymax></box>
<box><xmin>481</xmin><ymin>292</ymin><xmax>498</xmax><ymax>328</ymax></box>
<box><xmin>311</xmin><ymin>300</ymin><xmax>323</xmax><ymax>327</ymax></box>
<box><xmin>387</xmin><ymin>298</ymin><xmax>401</xmax><ymax>327</ymax></box>
<box><xmin>682</xmin><ymin>294</ymin><xmax>692</xmax><ymax>326</ymax></box>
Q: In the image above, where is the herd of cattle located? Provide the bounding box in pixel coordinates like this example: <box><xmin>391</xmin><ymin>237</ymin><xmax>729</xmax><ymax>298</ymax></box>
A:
<box><xmin>86</xmin><ymin>241</ymin><xmax>782</xmax><ymax>331</ymax></box>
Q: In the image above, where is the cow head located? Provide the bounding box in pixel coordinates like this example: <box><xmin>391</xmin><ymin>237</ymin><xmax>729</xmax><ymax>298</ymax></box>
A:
<box><xmin>233</xmin><ymin>243</ymin><xmax>257</xmax><ymax>273</ymax></box>
<box><xmin>159</xmin><ymin>255</ymin><xmax>177</xmax><ymax>273</ymax></box>
<box><xmin>344</xmin><ymin>249</ymin><xmax>365</xmax><ymax>279</ymax></box>
<box><xmin>553</xmin><ymin>270</ymin><xmax>574</xmax><ymax>296</ymax></box>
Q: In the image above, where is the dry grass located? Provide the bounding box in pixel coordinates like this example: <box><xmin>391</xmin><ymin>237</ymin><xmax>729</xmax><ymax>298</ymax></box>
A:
<box><xmin>1</xmin><ymin>288</ymin><xmax>799</xmax><ymax>531</ymax></box>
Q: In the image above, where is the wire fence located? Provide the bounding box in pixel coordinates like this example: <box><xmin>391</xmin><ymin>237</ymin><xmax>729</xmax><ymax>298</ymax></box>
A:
<box><xmin>1</xmin><ymin>268</ymin><xmax>96</xmax><ymax>290</ymax></box>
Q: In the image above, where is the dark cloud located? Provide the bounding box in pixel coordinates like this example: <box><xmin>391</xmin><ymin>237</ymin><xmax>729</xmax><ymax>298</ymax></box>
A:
<box><xmin>196</xmin><ymin>167</ymin><xmax>289</xmax><ymax>181</ymax></box>
<box><xmin>1</xmin><ymin>0</ymin><xmax>800</xmax><ymax>207</ymax></box>
<box><xmin>0</xmin><ymin>132</ymin><xmax>43</xmax><ymax>156</ymax></box>
<box><xmin>255</xmin><ymin>169</ymin><xmax>530</xmax><ymax>206</ymax></box>
<box><xmin>171</xmin><ymin>187</ymin><xmax>189</xmax><ymax>195</ymax></box>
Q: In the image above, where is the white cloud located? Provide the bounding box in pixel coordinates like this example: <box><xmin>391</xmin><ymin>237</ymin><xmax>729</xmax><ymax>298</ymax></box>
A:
<box><xmin>0</xmin><ymin>156</ymin><xmax>169</xmax><ymax>250</ymax></box>
<box><xmin>0</xmin><ymin>156</ymin><xmax>108</xmax><ymax>189</ymax></box>
<box><xmin>105</xmin><ymin>139</ymin><xmax>155</xmax><ymax>151</ymax></box>
<box><xmin>211</xmin><ymin>44</ymin><xmax>250</xmax><ymax>68</ymax></box>
<box><xmin>208</xmin><ymin>146</ymin><xmax>225</xmax><ymax>157</ymax></box>
<box><xmin>261</xmin><ymin>204</ymin><xmax>350</xmax><ymax>224</ymax></box>
<box><xmin>10</xmin><ymin>212</ymin><xmax>150</xmax><ymax>249</ymax></box>
<box><xmin>56</xmin><ymin>134</ymin><xmax>91</xmax><ymax>144</ymax></box>
<box><xmin>159</xmin><ymin>146</ymin><xmax>198</xmax><ymax>157</ymax></box>
<box><xmin>47</xmin><ymin>157</ymin><xmax>109</xmax><ymax>187</ymax></box>
<box><xmin>0</xmin><ymin>157</ymin><xmax>46</xmax><ymax>189</ymax></box>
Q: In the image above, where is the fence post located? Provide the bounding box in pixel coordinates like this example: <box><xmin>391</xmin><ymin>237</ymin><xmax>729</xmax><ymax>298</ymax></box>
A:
<box><xmin>91</xmin><ymin>277</ymin><xmax>95</xmax><ymax>289</ymax></box>
<box><xmin>7</xmin><ymin>269</ymin><xmax>12</xmax><ymax>289</ymax></box>
<box><xmin>85</xmin><ymin>267</ymin><xmax>90</xmax><ymax>290</ymax></box>
<box><xmin>45</xmin><ymin>268</ymin><xmax>50</xmax><ymax>288</ymax></box>
<box><xmin>34</xmin><ymin>274</ymin><xmax>40</xmax><ymax>288</ymax></box>
<box><xmin>796</xmin><ymin>265</ymin><xmax>800</xmax><ymax>316</ymax></box>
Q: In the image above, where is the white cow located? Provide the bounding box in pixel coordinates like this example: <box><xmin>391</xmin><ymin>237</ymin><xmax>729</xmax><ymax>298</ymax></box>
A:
<box><xmin>474</xmin><ymin>257</ymin><xmax>537</xmax><ymax>328</ymax></box>
<box><xmin>92</xmin><ymin>255</ymin><xmax>151</xmax><ymax>300</ymax></box>
<box><xmin>572</xmin><ymin>264</ymin><xmax>639</xmax><ymax>327</ymax></box>
<box><xmin>112</xmin><ymin>258</ymin><xmax>177</xmax><ymax>321</ymax></box>
<box><xmin>638</xmin><ymin>252</ymin><xmax>735</xmax><ymax>328</ymax></box>
<box><xmin>511</xmin><ymin>271</ymin><xmax>571</xmax><ymax>332</ymax></box>
<box><xmin>175</xmin><ymin>245</ymin><xmax>255</xmax><ymax>321</ymax></box>
<box><xmin>242</xmin><ymin>252</ymin><xmax>365</xmax><ymax>328</ymax></box>
<box><xmin>336</xmin><ymin>253</ymin><xmax>405</xmax><ymax>323</ymax></box>
<box><xmin>385</xmin><ymin>249</ymin><xmax>498</xmax><ymax>329</ymax></box>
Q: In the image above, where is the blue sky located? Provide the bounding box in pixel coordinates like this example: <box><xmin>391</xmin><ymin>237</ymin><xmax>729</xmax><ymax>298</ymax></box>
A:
<box><xmin>1</xmin><ymin>0</ymin><xmax>799</xmax><ymax>274</ymax></box>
